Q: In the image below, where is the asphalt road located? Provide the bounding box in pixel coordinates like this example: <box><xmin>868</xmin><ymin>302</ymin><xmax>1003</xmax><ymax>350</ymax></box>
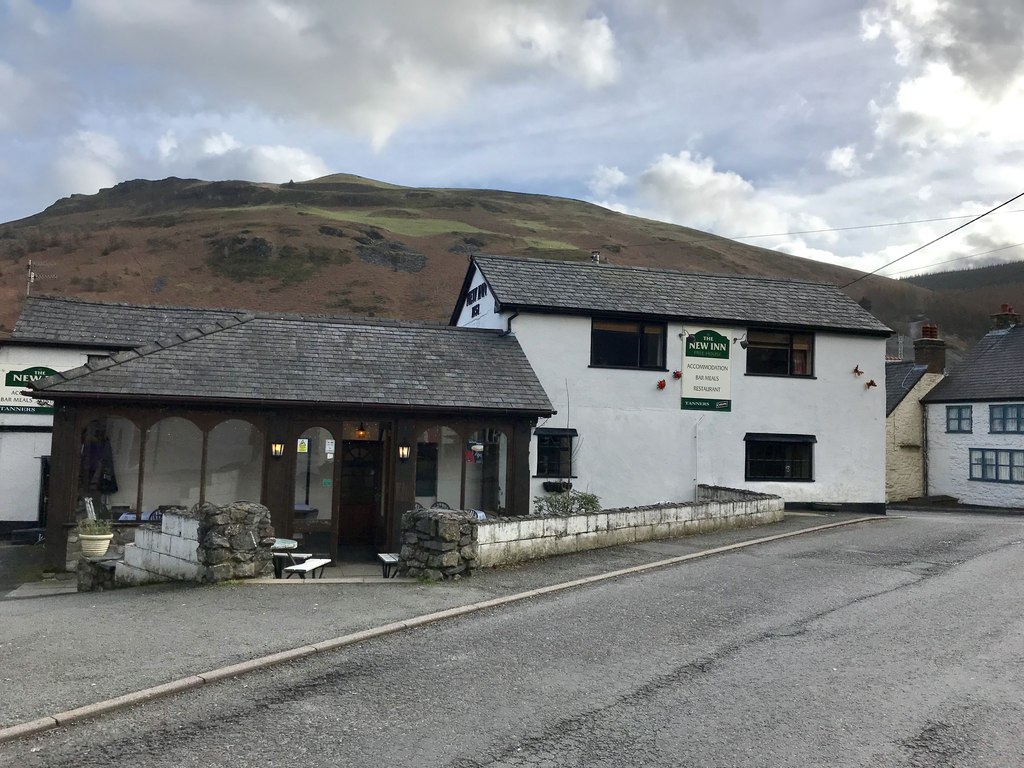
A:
<box><xmin>3</xmin><ymin>510</ymin><xmax>1024</xmax><ymax>767</ymax></box>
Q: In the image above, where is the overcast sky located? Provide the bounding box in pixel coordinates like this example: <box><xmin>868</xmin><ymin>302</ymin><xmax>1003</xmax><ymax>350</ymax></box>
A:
<box><xmin>2</xmin><ymin>0</ymin><xmax>1022</xmax><ymax>277</ymax></box>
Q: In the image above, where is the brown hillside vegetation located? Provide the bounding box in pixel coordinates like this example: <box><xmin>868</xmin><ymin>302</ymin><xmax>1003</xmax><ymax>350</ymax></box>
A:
<box><xmin>902</xmin><ymin>261</ymin><xmax>1024</xmax><ymax>318</ymax></box>
<box><xmin>0</xmin><ymin>174</ymin><xmax>993</xmax><ymax>353</ymax></box>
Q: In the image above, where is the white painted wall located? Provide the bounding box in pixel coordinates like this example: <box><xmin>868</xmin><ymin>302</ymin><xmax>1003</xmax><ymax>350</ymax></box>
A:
<box><xmin>926</xmin><ymin>402</ymin><xmax>1024</xmax><ymax>507</ymax></box>
<box><xmin>454</xmin><ymin>270</ymin><xmax>503</xmax><ymax>330</ymax></box>
<box><xmin>0</xmin><ymin>344</ymin><xmax>96</xmax><ymax>525</ymax></box>
<box><xmin>478</xmin><ymin>311</ymin><xmax>886</xmax><ymax>511</ymax></box>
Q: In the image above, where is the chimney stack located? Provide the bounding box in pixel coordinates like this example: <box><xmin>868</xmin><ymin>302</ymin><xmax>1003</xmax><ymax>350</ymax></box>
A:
<box><xmin>913</xmin><ymin>323</ymin><xmax>946</xmax><ymax>374</ymax></box>
<box><xmin>590</xmin><ymin>250</ymin><xmax>601</xmax><ymax>264</ymax></box>
<box><xmin>990</xmin><ymin>303</ymin><xmax>1020</xmax><ymax>330</ymax></box>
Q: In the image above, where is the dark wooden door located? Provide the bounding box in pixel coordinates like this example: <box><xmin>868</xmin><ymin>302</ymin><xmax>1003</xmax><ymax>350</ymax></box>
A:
<box><xmin>339</xmin><ymin>441</ymin><xmax>382</xmax><ymax>544</ymax></box>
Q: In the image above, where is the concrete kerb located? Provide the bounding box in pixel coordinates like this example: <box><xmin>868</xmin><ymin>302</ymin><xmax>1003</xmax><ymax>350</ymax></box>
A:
<box><xmin>0</xmin><ymin>514</ymin><xmax>888</xmax><ymax>744</ymax></box>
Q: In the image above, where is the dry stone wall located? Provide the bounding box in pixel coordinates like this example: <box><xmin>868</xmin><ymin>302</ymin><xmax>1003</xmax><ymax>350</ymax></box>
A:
<box><xmin>400</xmin><ymin>507</ymin><xmax>478</xmax><ymax>580</ymax></box>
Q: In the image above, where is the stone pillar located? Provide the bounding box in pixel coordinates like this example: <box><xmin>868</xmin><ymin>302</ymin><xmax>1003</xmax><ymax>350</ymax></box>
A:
<box><xmin>400</xmin><ymin>507</ymin><xmax>478</xmax><ymax>580</ymax></box>
<box><xmin>195</xmin><ymin>500</ymin><xmax>275</xmax><ymax>582</ymax></box>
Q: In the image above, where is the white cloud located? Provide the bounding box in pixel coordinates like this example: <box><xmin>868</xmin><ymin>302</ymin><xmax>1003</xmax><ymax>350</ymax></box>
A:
<box><xmin>826</xmin><ymin>145</ymin><xmax>861</xmax><ymax>176</ymax></box>
<box><xmin>159</xmin><ymin>130</ymin><xmax>328</xmax><ymax>183</ymax></box>
<box><xmin>52</xmin><ymin>131</ymin><xmax>125</xmax><ymax>196</ymax></box>
<box><xmin>589</xmin><ymin>165</ymin><xmax>628</xmax><ymax>197</ymax></box>
<box><xmin>54</xmin><ymin>1</ymin><xmax>619</xmax><ymax>149</ymax></box>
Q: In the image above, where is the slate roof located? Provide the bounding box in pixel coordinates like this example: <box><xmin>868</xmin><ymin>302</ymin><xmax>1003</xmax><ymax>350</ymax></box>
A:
<box><xmin>460</xmin><ymin>255</ymin><xmax>891</xmax><ymax>335</ymax></box>
<box><xmin>30</xmin><ymin>315</ymin><xmax>554</xmax><ymax>415</ymax></box>
<box><xmin>10</xmin><ymin>296</ymin><xmax>247</xmax><ymax>348</ymax></box>
<box><xmin>922</xmin><ymin>325</ymin><xmax>1024</xmax><ymax>403</ymax></box>
<box><xmin>885</xmin><ymin>360</ymin><xmax>929</xmax><ymax>416</ymax></box>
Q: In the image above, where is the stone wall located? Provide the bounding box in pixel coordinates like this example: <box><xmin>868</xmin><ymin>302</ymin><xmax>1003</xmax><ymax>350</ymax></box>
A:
<box><xmin>400</xmin><ymin>507</ymin><xmax>478</xmax><ymax>580</ymax></box>
<box><xmin>475</xmin><ymin>486</ymin><xmax>783</xmax><ymax>568</ymax></box>
<box><xmin>886</xmin><ymin>372</ymin><xmax>942</xmax><ymax>502</ymax></box>
<box><xmin>110</xmin><ymin>501</ymin><xmax>274</xmax><ymax>587</ymax></box>
<box><xmin>195</xmin><ymin>500</ymin><xmax>275</xmax><ymax>581</ymax></box>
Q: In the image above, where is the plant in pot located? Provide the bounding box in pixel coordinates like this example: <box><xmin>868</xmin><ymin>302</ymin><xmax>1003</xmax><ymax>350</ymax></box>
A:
<box><xmin>76</xmin><ymin>518</ymin><xmax>114</xmax><ymax>557</ymax></box>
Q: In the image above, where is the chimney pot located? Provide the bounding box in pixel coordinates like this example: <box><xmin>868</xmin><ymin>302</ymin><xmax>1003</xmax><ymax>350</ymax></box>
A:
<box><xmin>590</xmin><ymin>250</ymin><xmax>601</xmax><ymax>264</ymax></box>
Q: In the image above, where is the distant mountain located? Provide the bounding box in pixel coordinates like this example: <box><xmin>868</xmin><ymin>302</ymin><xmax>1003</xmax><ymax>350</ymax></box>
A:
<box><xmin>902</xmin><ymin>261</ymin><xmax>1024</xmax><ymax>318</ymax></box>
<box><xmin>0</xmin><ymin>174</ymin><xmax>994</xmax><ymax>354</ymax></box>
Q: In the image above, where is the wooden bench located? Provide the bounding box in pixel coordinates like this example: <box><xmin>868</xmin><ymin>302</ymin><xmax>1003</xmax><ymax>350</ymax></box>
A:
<box><xmin>272</xmin><ymin>551</ymin><xmax>312</xmax><ymax>579</ymax></box>
<box><xmin>377</xmin><ymin>552</ymin><xmax>401</xmax><ymax>579</ymax></box>
<box><xmin>283</xmin><ymin>558</ymin><xmax>332</xmax><ymax>580</ymax></box>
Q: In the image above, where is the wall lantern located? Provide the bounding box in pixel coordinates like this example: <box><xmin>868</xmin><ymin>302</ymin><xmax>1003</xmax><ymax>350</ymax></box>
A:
<box><xmin>270</xmin><ymin>442</ymin><xmax>285</xmax><ymax>458</ymax></box>
<box><xmin>355</xmin><ymin>422</ymin><xmax>368</xmax><ymax>439</ymax></box>
<box><xmin>398</xmin><ymin>444</ymin><xmax>411</xmax><ymax>461</ymax></box>
<box><xmin>733</xmin><ymin>333</ymin><xmax>748</xmax><ymax>349</ymax></box>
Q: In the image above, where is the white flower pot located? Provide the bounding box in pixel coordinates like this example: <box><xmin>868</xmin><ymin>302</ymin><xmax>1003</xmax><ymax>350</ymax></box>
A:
<box><xmin>79</xmin><ymin>533</ymin><xmax>114</xmax><ymax>557</ymax></box>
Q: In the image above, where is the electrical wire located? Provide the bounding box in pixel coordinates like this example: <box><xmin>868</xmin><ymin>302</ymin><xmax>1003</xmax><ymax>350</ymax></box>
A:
<box><xmin>840</xmin><ymin>191</ymin><xmax>1024</xmax><ymax>289</ymax></box>
<box><xmin>885</xmin><ymin>242</ymin><xmax>1024</xmax><ymax>278</ymax></box>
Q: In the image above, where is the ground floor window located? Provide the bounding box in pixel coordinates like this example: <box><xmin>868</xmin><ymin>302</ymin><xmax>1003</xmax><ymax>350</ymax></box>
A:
<box><xmin>969</xmin><ymin>448</ymin><xmax>1024</xmax><ymax>483</ymax></box>
<box><xmin>744</xmin><ymin>433</ymin><xmax>815</xmax><ymax>481</ymax></box>
<box><xmin>80</xmin><ymin>417</ymin><xmax>141</xmax><ymax>520</ymax></box>
<box><xmin>535</xmin><ymin>427</ymin><xmax>577</xmax><ymax>478</ymax></box>
<box><xmin>414</xmin><ymin>425</ymin><xmax>509</xmax><ymax>513</ymax></box>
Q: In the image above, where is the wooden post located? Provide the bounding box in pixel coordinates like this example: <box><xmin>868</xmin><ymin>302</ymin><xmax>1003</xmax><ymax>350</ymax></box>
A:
<box><xmin>43</xmin><ymin>402</ymin><xmax>77</xmax><ymax>572</ymax></box>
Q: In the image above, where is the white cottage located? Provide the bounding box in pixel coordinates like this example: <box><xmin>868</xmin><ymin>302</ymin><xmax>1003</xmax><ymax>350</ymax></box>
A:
<box><xmin>451</xmin><ymin>255</ymin><xmax>891</xmax><ymax>513</ymax></box>
<box><xmin>921</xmin><ymin>307</ymin><xmax>1024</xmax><ymax>507</ymax></box>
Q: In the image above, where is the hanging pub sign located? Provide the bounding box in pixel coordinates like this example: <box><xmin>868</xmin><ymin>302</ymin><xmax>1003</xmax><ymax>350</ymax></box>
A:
<box><xmin>1</xmin><ymin>365</ymin><xmax>59</xmax><ymax>414</ymax></box>
<box><xmin>681</xmin><ymin>329</ymin><xmax>732</xmax><ymax>412</ymax></box>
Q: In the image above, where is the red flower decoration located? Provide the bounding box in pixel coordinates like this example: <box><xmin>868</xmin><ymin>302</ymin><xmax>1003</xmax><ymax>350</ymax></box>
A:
<box><xmin>672</xmin><ymin>370</ymin><xmax>682</xmax><ymax>379</ymax></box>
<box><xmin>656</xmin><ymin>379</ymin><xmax>667</xmax><ymax>390</ymax></box>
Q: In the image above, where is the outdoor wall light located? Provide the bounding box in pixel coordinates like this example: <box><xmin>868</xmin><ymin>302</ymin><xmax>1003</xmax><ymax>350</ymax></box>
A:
<box><xmin>355</xmin><ymin>422</ymin><xmax>368</xmax><ymax>439</ymax></box>
<box><xmin>679</xmin><ymin>329</ymin><xmax>696</xmax><ymax>343</ymax></box>
<box><xmin>733</xmin><ymin>334</ymin><xmax>748</xmax><ymax>349</ymax></box>
<box><xmin>270</xmin><ymin>442</ymin><xmax>285</xmax><ymax>458</ymax></box>
<box><xmin>398</xmin><ymin>444</ymin><xmax>411</xmax><ymax>461</ymax></box>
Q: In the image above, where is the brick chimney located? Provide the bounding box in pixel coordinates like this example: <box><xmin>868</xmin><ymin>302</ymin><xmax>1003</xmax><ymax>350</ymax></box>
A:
<box><xmin>913</xmin><ymin>323</ymin><xmax>946</xmax><ymax>374</ymax></box>
<box><xmin>990</xmin><ymin>303</ymin><xmax>1020</xmax><ymax>330</ymax></box>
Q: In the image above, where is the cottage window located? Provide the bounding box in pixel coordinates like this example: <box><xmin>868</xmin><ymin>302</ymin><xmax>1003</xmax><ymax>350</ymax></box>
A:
<box><xmin>591</xmin><ymin>319</ymin><xmax>666</xmax><ymax>369</ymax></box>
<box><xmin>745</xmin><ymin>330</ymin><xmax>814</xmax><ymax>377</ymax></box>
<box><xmin>79</xmin><ymin>417</ymin><xmax>141</xmax><ymax>521</ymax></box>
<box><xmin>946</xmin><ymin>405</ymin><xmax>972</xmax><ymax>433</ymax></box>
<box><xmin>744</xmin><ymin>433</ymin><xmax>815</xmax><ymax>481</ymax></box>
<box><xmin>535</xmin><ymin>427</ymin><xmax>577</xmax><ymax>478</ymax></box>
<box><xmin>969</xmin><ymin>448</ymin><xmax>1024</xmax><ymax>483</ymax></box>
<box><xmin>989</xmin><ymin>404</ymin><xmax>1024</xmax><ymax>433</ymax></box>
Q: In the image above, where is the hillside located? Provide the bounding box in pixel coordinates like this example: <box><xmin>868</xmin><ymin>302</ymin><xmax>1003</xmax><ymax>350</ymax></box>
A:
<box><xmin>902</xmin><ymin>261</ymin><xmax>1024</xmax><ymax>316</ymax></box>
<box><xmin>0</xmin><ymin>174</ymin><xmax>994</xmax><ymax>352</ymax></box>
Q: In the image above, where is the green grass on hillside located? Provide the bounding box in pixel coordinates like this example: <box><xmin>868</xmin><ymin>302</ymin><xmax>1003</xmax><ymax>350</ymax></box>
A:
<box><xmin>301</xmin><ymin>206</ymin><xmax>494</xmax><ymax>237</ymax></box>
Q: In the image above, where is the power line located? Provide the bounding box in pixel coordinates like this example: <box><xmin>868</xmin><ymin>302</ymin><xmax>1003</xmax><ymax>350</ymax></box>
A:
<box><xmin>840</xmin><ymin>191</ymin><xmax>1024</xmax><ymax>289</ymax></box>
<box><xmin>884</xmin><ymin>242</ymin><xmax>1024</xmax><ymax>278</ymax></box>
<box><xmin>730</xmin><ymin>209</ymin><xmax>1024</xmax><ymax>240</ymax></box>
<box><xmin>598</xmin><ymin>208</ymin><xmax>1024</xmax><ymax>253</ymax></box>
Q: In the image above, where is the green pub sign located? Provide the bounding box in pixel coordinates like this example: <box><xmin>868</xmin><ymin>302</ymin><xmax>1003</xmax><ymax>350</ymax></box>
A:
<box><xmin>681</xmin><ymin>330</ymin><xmax>732</xmax><ymax>412</ymax></box>
<box><xmin>2</xmin><ymin>366</ymin><xmax>59</xmax><ymax>414</ymax></box>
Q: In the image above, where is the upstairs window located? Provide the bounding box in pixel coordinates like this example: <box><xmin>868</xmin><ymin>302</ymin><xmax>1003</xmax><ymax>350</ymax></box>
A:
<box><xmin>946</xmin><ymin>405</ymin><xmax>972</xmax><ymax>433</ymax></box>
<box><xmin>990</xmin><ymin>404</ymin><xmax>1024</xmax><ymax>433</ymax></box>
<box><xmin>591</xmin><ymin>319</ymin><xmax>666</xmax><ymax>369</ymax></box>
<box><xmin>535</xmin><ymin>428</ymin><xmax>577</xmax><ymax>478</ymax></box>
<box><xmin>745</xmin><ymin>330</ymin><xmax>813</xmax><ymax>377</ymax></box>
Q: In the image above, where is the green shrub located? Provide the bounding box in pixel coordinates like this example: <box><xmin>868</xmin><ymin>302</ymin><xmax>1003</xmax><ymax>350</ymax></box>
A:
<box><xmin>533</xmin><ymin>489</ymin><xmax>601</xmax><ymax>516</ymax></box>
<box><xmin>76</xmin><ymin>518</ymin><xmax>112</xmax><ymax>535</ymax></box>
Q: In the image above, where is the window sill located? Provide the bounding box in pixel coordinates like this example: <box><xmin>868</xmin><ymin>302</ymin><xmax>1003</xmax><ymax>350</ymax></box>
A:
<box><xmin>534</xmin><ymin>475</ymin><xmax>578</xmax><ymax>479</ymax></box>
<box><xmin>945</xmin><ymin>430</ymin><xmax>972</xmax><ymax>434</ymax></box>
<box><xmin>744</xmin><ymin>478</ymin><xmax>816</xmax><ymax>483</ymax></box>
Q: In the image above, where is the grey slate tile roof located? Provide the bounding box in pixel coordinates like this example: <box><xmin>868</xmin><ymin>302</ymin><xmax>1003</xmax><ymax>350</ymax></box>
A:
<box><xmin>885</xmin><ymin>361</ymin><xmax>929</xmax><ymax>416</ymax></box>
<box><xmin>466</xmin><ymin>255</ymin><xmax>891</xmax><ymax>335</ymax></box>
<box><xmin>922</xmin><ymin>325</ymin><xmax>1024</xmax><ymax>403</ymax></box>
<box><xmin>10</xmin><ymin>296</ymin><xmax>247</xmax><ymax>348</ymax></box>
<box><xmin>30</xmin><ymin>315</ymin><xmax>554</xmax><ymax>415</ymax></box>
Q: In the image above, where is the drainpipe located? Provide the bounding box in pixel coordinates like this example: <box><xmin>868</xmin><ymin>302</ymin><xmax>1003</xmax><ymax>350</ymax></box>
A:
<box><xmin>500</xmin><ymin>311</ymin><xmax>519</xmax><ymax>337</ymax></box>
<box><xmin>693</xmin><ymin>414</ymin><xmax>705</xmax><ymax>501</ymax></box>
